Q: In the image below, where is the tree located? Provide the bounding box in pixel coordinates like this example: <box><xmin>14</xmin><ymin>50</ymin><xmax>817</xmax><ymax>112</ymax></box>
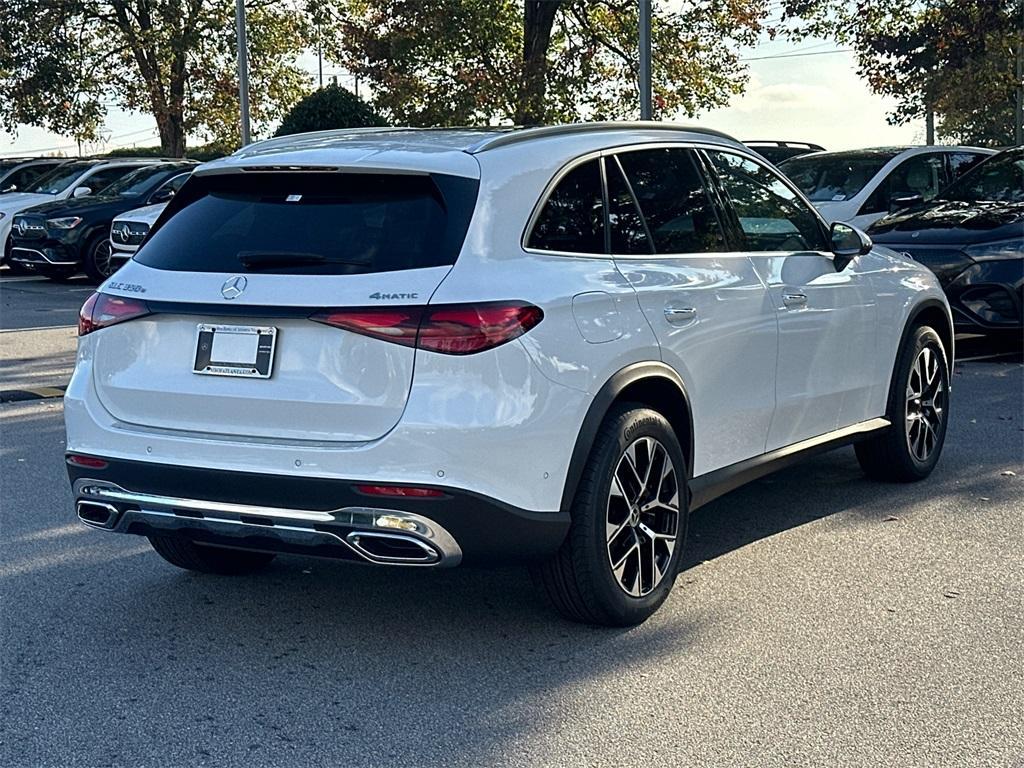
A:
<box><xmin>322</xmin><ymin>0</ymin><xmax>766</xmax><ymax>127</ymax></box>
<box><xmin>275</xmin><ymin>83</ymin><xmax>386</xmax><ymax>136</ymax></box>
<box><xmin>781</xmin><ymin>0</ymin><xmax>1019</xmax><ymax>146</ymax></box>
<box><xmin>0</xmin><ymin>0</ymin><xmax>312</xmax><ymax>156</ymax></box>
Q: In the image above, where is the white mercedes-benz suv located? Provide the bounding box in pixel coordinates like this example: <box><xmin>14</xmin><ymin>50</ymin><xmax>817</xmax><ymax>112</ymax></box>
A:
<box><xmin>66</xmin><ymin>124</ymin><xmax>953</xmax><ymax>626</ymax></box>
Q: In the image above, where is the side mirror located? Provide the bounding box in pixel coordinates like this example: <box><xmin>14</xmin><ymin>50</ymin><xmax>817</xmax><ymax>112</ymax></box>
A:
<box><xmin>149</xmin><ymin>186</ymin><xmax>175</xmax><ymax>204</ymax></box>
<box><xmin>72</xmin><ymin>186</ymin><xmax>92</xmax><ymax>198</ymax></box>
<box><xmin>890</xmin><ymin>193</ymin><xmax>923</xmax><ymax>212</ymax></box>
<box><xmin>830</xmin><ymin>221</ymin><xmax>872</xmax><ymax>270</ymax></box>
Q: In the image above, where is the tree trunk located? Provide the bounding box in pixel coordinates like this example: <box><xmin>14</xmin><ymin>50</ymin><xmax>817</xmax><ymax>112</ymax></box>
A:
<box><xmin>515</xmin><ymin>0</ymin><xmax>562</xmax><ymax>125</ymax></box>
<box><xmin>156</xmin><ymin>109</ymin><xmax>186</xmax><ymax>157</ymax></box>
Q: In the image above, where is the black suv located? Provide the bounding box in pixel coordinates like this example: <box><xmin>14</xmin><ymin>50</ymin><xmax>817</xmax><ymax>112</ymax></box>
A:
<box><xmin>9</xmin><ymin>161</ymin><xmax>195</xmax><ymax>282</ymax></box>
<box><xmin>869</xmin><ymin>147</ymin><xmax>1023</xmax><ymax>336</ymax></box>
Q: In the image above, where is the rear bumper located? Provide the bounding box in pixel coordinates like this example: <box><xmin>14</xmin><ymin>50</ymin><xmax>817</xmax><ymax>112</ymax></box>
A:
<box><xmin>67</xmin><ymin>456</ymin><xmax>569</xmax><ymax>566</ymax></box>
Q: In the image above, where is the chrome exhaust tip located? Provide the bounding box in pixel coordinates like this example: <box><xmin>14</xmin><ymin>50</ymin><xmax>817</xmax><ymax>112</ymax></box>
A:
<box><xmin>346</xmin><ymin>531</ymin><xmax>442</xmax><ymax>565</ymax></box>
<box><xmin>77</xmin><ymin>500</ymin><xmax>121</xmax><ymax>529</ymax></box>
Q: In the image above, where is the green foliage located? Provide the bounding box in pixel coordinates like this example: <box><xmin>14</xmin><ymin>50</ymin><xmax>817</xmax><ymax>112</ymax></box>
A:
<box><xmin>0</xmin><ymin>0</ymin><xmax>313</xmax><ymax>156</ymax></box>
<box><xmin>275</xmin><ymin>84</ymin><xmax>386</xmax><ymax>136</ymax></box>
<box><xmin>781</xmin><ymin>0</ymin><xmax>1019</xmax><ymax>146</ymax></box>
<box><xmin>321</xmin><ymin>0</ymin><xmax>766</xmax><ymax>126</ymax></box>
<box><xmin>97</xmin><ymin>141</ymin><xmax>234</xmax><ymax>161</ymax></box>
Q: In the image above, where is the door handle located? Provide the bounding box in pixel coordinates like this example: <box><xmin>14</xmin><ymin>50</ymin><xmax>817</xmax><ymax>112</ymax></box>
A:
<box><xmin>783</xmin><ymin>292</ymin><xmax>807</xmax><ymax>308</ymax></box>
<box><xmin>664</xmin><ymin>306</ymin><xmax>697</xmax><ymax>324</ymax></box>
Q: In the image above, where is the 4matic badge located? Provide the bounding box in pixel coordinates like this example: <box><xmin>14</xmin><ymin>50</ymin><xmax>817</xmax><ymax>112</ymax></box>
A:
<box><xmin>369</xmin><ymin>292</ymin><xmax>419</xmax><ymax>300</ymax></box>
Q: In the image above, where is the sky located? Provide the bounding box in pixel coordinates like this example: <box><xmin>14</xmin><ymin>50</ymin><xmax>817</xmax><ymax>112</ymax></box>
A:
<box><xmin>0</xmin><ymin>34</ymin><xmax>923</xmax><ymax>157</ymax></box>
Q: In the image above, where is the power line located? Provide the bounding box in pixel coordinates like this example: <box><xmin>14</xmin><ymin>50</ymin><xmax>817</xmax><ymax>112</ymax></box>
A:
<box><xmin>741</xmin><ymin>47</ymin><xmax>853</xmax><ymax>62</ymax></box>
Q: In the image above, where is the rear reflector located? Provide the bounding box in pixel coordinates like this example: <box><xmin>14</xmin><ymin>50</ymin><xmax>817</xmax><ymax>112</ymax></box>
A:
<box><xmin>67</xmin><ymin>454</ymin><xmax>109</xmax><ymax>469</ymax></box>
<box><xmin>355</xmin><ymin>485</ymin><xmax>445</xmax><ymax>498</ymax></box>
<box><xmin>79</xmin><ymin>293</ymin><xmax>151</xmax><ymax>336</ymax></box>
<box><xmin>311</xmin><ymin>302</ymin><xmax>543</xmax><ymax>355</ymax></box>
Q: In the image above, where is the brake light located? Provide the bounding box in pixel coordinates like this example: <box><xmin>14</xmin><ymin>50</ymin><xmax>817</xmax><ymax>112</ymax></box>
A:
<box><xmin>78</xmin><ymin>292</ymin><xmax>151</xmax><ymax>336</ymax></box>
<box><xmin>311</xmin><ymin>302</ymin><xmax>543</xmax><ymax>355</ymax></box>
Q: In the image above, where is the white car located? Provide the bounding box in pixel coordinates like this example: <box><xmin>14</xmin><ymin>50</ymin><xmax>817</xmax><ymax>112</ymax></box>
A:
<box><xmin>0</xmin><ymin>158</ymin><xmax>164</xmax><ymax>267</ymax></box>
<box><xmin>66</xmin><ymin>124</ymin><xmax>954</xmax><ymax>626</ymax></box>
<box><xmin>779</xmin><ymin>145</ymin><xmax>995</xmax><ymax>229</ymax></box>
<box><xmin>108</xmin><ymin>202</ymin><xmax>168</xmax><ymax>272</ymax></box>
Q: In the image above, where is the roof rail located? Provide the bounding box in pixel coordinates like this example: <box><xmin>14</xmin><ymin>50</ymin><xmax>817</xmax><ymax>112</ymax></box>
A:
<box><xmin>464</xmin><ymin>121</ymin><xmax>737</xmax><ymax>154</ymax></box>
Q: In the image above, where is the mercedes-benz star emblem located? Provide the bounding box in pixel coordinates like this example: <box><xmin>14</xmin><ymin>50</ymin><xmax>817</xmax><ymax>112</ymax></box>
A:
<box><xmin>114</xmin><ymin>224</ymin><xmax>130</xmax><ymax>243</ymax></box>
<box><xmin>221</xmin><ymin>275</ymin><xmax>247</xmax><ymax>300</ymax></box>
<box><xmin>16</xmin><ymin>220</ymin><xmax>27</xmax><ymax>236</ymax></box>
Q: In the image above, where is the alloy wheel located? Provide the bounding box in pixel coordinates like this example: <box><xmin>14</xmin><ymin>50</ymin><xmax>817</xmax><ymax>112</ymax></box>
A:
<box><xmin>905</xmin><ymin>346</ymin><xmax>946</xmax><ymax>463</ymax></box>
<box><xmin>606</xmin><ymin>437</ymin><xmax>680</xmax><ymax>598</ymax></box>
<box><xmin>94</xmin><ymin>240</ymin><xmax>116</xmax><ymax>279</ymax></box>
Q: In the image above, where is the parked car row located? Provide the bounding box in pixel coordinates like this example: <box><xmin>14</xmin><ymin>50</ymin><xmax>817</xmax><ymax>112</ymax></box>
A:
<box><xmin>0</xmin><ymin>157</ymin><xmax>194</xmax><ymax>282</ymax></box>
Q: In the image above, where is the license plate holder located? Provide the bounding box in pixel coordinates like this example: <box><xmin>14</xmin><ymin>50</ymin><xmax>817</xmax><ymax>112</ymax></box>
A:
<box><xmin>193</xmin><ymin>324</ymin><xmax>276</xmax><ymax>379</ymax></box>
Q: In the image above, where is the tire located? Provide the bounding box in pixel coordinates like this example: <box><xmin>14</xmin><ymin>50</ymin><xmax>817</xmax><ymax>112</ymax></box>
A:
<box><xmin>855</xmin><ymin>324</ymin><xmax>950</xmax><ymax>482</ymax></box>
<box><xmin>148</xmin><ymin>535</ymin><xmax>276</xmax><ymax>575</ymax></box>
<box><xmin>83</xmin><ymin>234</ymin><xmax>116</xmax><ymax>284</ymax></box>
<box><xmin>532</xmin><ymin>404</ymin><xmax>688</xmax><ymax>626</ymax></box>
<box><xmin>2</xmin><ymin>235</ymin><xmax>31</xmax><ymax>275</ymax></box>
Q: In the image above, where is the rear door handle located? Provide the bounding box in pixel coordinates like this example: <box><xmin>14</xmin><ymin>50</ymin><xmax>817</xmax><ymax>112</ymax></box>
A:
<box><xmin>664</xmin><ymin>306</ymin><xmax>697</xmax><ymax>324</ymax></box>
<box><xmin>783</xmin><ymin>292</ymin><xmax>807</xmax><ymax>308</ymax></box>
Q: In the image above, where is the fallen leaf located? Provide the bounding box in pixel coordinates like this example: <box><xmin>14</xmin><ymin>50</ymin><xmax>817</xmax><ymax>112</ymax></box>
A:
<box><xmin>979</xmin><ymin>497</ymin><xmax>990</xmax><ymax>501</ymax></box>
<box><xmin>1002</xmin><ymin>470</ymin><xmax>1017</xmax><ymax>477</ymax></box>
<box><xmin>884</xmin><ymin>515</ymin><xmax>899</xmax><ymax>522</ymax></box>
<box><xmin>943</xmin><ymin>590</ymin><xmax>961</xmax><ymax>599</ymax></box>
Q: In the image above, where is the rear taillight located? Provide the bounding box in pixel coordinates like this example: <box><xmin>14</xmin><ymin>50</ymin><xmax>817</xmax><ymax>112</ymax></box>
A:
<box><xmin>311</xmin><ymin>302</ymin><xmax>543</xmax><ymax>355</ymax></box>
<box><xmin>78</xmin><ymin>292</ymin><xmax>151</xmax><ymax>336</ymax></box>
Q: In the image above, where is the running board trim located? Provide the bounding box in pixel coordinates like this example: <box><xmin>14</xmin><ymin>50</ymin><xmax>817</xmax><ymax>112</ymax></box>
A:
<box><xmin>689</xmin><ymin>417</ymin><xmax>891</xmax><ymax>511</ymax></box>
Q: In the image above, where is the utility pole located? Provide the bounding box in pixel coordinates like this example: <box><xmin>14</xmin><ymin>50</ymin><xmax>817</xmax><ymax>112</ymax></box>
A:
<box><xmin>925</xmin><ymin>104</ymin><xmax>934</xmax><ymax>145</ymax></box>
<box><xmin>235</xmin><ymin>0</ymin><xmax>251</xmax><ymax>146</ymax></box>
<box><xmin>317</xmin><ymin>21</ymin><xmax>323</xmax><ymax>88</ymax></box>
<box><xmin>1016</xmin><ymin>0</ymin><xmax>1023</xmax><ymax>146</ymax></box>
<box><xmin>639</xmin><ymin>0</ymin><xmax>652</xmax><ymax>120</ymax></box>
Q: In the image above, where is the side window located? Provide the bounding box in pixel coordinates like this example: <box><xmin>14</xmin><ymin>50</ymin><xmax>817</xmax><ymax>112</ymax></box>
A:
<box><xmin>82</xmin><ymin>166</ymin><xmax>134</xmax><ymax>194</ymax></box>
<box><xmin>7</xmin><ymin>165</ymin><xmax>53</xmax><ymax>192</ymax></box>
<box><xmin>616</xmin><ymin>148</ymin><xmax>727</xmax><ymax>254</ymax></box>
<box><xmin>862</xmin><ymin>153</ymin><xmax>946</xmax><ymax>215</ymax></box>
<box><xmin>527</xmin><ymin>159</ymin><xmax>605</xmax><ymax>254</ymax></box>
<box><xmin>150</xmin><ymin>172</ymin><xmax>190</xmax><ymax>202</ymax></box>
<box><xmin>166</xmin><ymin>172</ymin><xmax>190</xmax><ymax>192</ymax></box>
<box><xmin>706</xmin><ymin>150</ymin><xmax>827</xmax><ymax>252</ymax></box>
<box><xmin>948</xmin><ymin>152</ymin><xmax>987</xmax><ymax>181</ymax></box>
<box><xmin>606</xmin><ymin>157</ymin><xmax>651</xmax><ymax>254</ymax></box>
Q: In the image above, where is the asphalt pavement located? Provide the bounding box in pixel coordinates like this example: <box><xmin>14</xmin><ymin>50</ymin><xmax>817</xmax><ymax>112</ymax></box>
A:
<box><xmin>1</xmin><ymin>273</ymin><xmax>1022</xmax><ymax>767</ymax></box>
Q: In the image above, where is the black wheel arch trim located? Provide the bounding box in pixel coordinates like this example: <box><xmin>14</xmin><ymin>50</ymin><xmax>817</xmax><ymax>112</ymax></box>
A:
<box><xmin>560</xmin><ymin>361</ymin><xmax>695</xmax><ymax>514</ymax></box>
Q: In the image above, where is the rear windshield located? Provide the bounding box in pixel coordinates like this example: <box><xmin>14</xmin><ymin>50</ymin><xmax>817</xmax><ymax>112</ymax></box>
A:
<box><xmin>780</xmin><ymin>151</ymin><xmax>900</xmax><ymax>202</ymax></box>
<box><xmin>136</xmin><ymin>171</ymin><xmax>479</xmax><ymax>275</ymax></box>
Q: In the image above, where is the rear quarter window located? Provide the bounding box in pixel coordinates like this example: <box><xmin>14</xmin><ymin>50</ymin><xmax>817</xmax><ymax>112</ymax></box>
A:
<box><xmin>136</xmin><ymin>172</ymin><xmax>479</xmax><ymax>275</ymax></box>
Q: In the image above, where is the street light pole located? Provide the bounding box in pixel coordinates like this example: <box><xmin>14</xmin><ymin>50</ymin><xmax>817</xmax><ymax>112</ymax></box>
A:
<box><xmin>1016</xmin><ymin>0</ymin><xmax>1023</xmax><ymax>146</ymax></box>
<box><xmin>235</xmin><ymin>0</ymin><xmax>251</xmax><ymax>146</ymax></box>
<box><xmin>639</xmin><ymin>0</ymin><xmax>652</xmax><ymax>120</ymax></box>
